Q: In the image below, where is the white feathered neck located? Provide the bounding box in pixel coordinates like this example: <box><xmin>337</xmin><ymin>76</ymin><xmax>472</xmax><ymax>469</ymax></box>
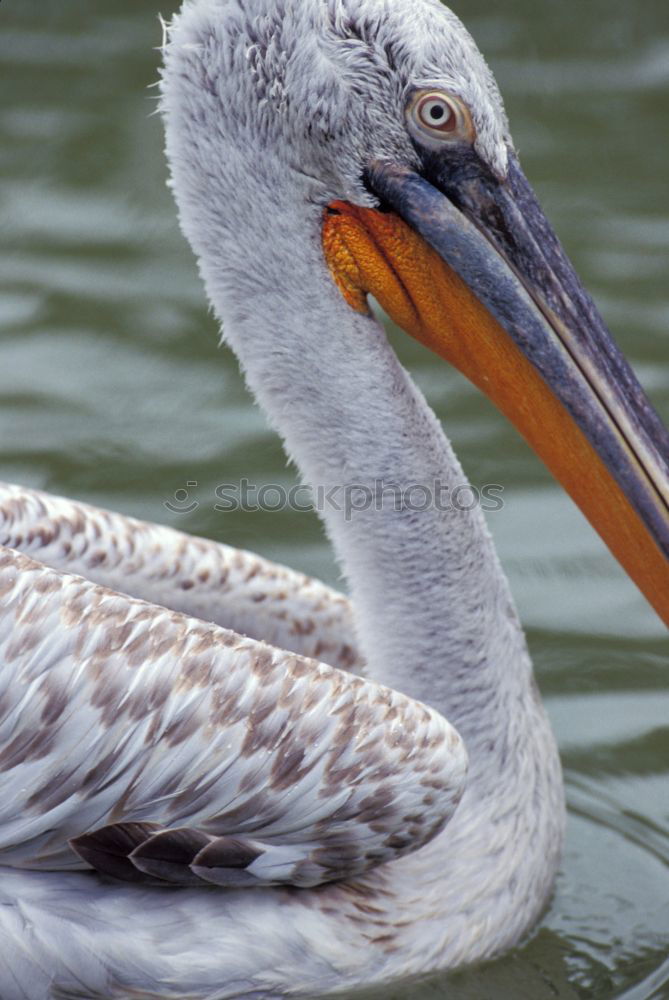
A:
<box><xmin>161</xmin><ymin>0</ymin><xmax>530</xmax><ymax>737</ymax></box>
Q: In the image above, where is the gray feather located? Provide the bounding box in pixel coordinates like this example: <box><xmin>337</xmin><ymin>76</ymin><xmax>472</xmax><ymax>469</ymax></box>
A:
<box><xmin>130</xmin><ymin>828</ymin><xmax>213</xmax><ymax>885</ymax></box>
<box><xmin>70</xmin><ymin>823</ymin><xmax>161</xmax><ymax>883</ymax></box>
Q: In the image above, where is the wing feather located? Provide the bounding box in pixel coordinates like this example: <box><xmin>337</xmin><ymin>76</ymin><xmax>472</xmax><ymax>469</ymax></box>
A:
<box><xmin>69</xmin><ymin>823</ymin><xmax>162</xmax><ymax>882</ymax></box>
<box><xmin>0</xmin><ymin>482</ymin><xmax>361</xmax><ymax>672</ymax></box>
<box><xmin>0</xmin><ymin>546</ymin><xmax>467</xmax><ymax>887</ymax></box>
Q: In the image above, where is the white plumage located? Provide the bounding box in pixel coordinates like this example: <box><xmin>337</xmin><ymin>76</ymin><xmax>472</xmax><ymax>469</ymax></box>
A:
<box><xmin>5</xmin><ymin>0</ymin><xmax>638</xmax><ymax>995</ymax></box>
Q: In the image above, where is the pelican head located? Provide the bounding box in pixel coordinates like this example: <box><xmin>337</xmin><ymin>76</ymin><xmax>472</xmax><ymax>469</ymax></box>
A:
<box><xmin>162</xmin><ymin>0</ymin><xmax>669</xmax><ymax>626</ymax></box>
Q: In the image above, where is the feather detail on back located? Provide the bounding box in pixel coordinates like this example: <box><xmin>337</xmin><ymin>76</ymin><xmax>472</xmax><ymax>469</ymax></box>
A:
<box><xmin>0</xmin><ymin>482</ymin><xmax>361</xmax><ymax>672</ymax></box>
<box><xmin>0</xmin><ymin>545</ymin><xmax>467</xmax><ymax>886</ymax></box>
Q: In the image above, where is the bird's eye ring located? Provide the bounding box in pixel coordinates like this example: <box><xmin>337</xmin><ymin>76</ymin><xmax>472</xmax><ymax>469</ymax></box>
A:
<box><xmin>416</xmin><ymin>95</ymin><xmax>456</xmax><ymax>132</ymax></box>
<box><xmin>407</xmin><ymin>90</ymin><xmax>474</xmax><ymax>144</ymax></box>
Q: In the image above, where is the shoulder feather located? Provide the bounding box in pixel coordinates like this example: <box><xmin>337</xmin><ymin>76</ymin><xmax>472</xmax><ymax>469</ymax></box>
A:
<box><xmin>0</xmin><ymin>546</ymin><xmax>467</xmax><ymax>888</ymax></box>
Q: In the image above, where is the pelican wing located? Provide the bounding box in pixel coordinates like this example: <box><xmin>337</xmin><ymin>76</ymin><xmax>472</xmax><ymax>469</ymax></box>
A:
<box><xmin>0</xmin><ymin>482</ymin><xmax>361</xmax><ymax>672</ymax></box>
<box><xmin>0</xmin><ymin>546</ymin><xmax>466</xmax><ymax>888</ymax></box>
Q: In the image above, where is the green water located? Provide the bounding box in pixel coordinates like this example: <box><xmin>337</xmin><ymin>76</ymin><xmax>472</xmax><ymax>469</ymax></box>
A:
<box><xmin>1</xmin><ymin>1</ymin><xmax>668</xmax><ymax>997</ymax></box>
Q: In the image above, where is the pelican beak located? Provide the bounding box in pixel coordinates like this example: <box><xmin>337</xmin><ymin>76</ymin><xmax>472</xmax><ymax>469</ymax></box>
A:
<box><xmin>322</xmin><ymin>154</ymin><xmax>669</xmax><ymax>627</ymax></box>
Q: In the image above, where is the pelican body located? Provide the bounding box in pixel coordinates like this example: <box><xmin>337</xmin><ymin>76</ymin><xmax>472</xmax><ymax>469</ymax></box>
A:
<box><xmin>0</xmin><ymin>0</ymin><xmax>667</xmax><ymax>997</ymax></box>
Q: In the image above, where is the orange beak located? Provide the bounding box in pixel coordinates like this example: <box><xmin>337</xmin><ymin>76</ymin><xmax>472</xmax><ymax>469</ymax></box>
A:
<box><xmin>323</xmin><ymin>156</ymin><xmax>669</xmax><ymax>628</ymax></box>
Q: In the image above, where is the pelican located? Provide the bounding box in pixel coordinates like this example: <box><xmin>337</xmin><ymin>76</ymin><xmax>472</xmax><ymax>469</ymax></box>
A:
<box><xmin>1</xmin><ymin>0</ymin><xmax>667</xmax><ymax>997</ymax></box>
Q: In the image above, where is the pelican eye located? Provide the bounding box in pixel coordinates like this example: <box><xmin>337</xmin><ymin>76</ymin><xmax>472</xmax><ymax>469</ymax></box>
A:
<box><xmin>407</xmin><ymin>90</ymin><xmax>473</xmax><ymax>144</ymax></box>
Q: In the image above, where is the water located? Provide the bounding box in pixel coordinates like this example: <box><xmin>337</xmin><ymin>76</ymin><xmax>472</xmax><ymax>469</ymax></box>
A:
<box><xmin>1</xmin><ymin>0</ymin><xmax>668</xmax><ymax>996</ymax></box>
